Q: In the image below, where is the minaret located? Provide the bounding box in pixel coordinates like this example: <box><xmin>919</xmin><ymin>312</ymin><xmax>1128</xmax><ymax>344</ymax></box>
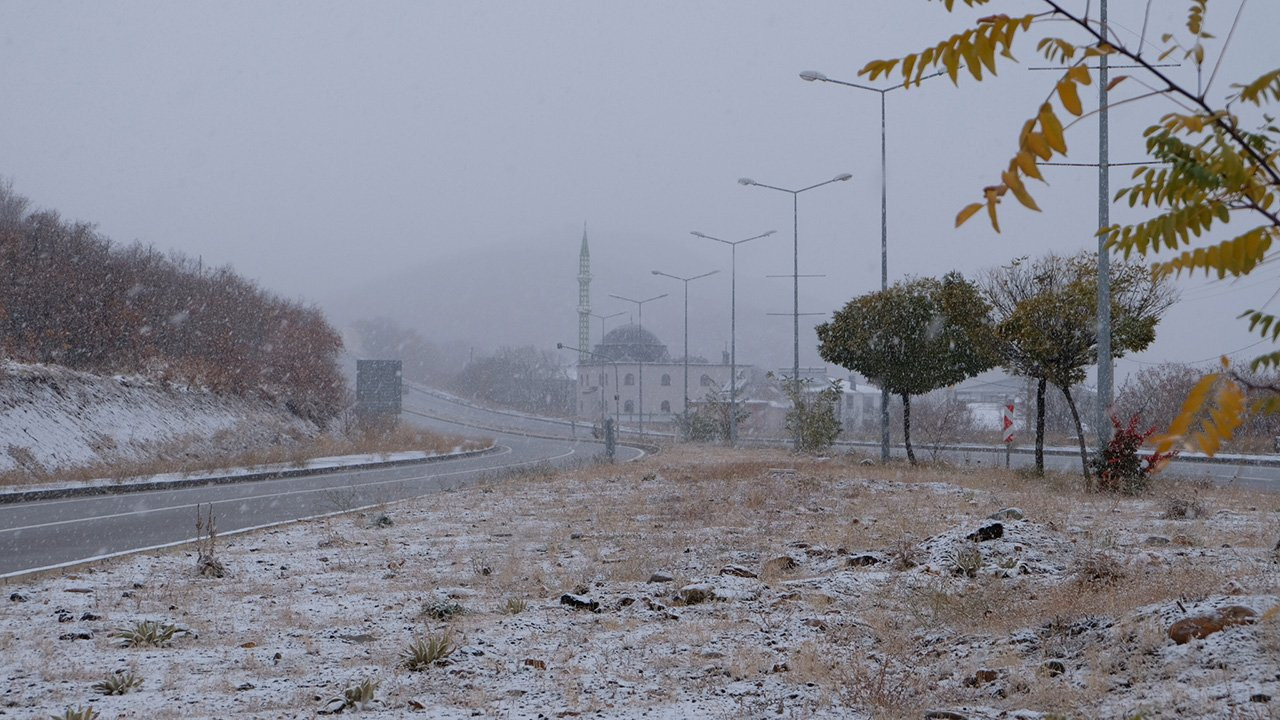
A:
<box><xmin>577</xmin><ymin>224</ymin><xmax>591</xmax><ymax>363</ymax></box>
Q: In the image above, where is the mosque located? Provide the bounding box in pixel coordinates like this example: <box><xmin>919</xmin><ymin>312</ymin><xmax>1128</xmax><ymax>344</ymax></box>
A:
<box><xmin>572</xmin><ymin>228</ymin><xmax>737</xmax><ymax>425</ymax></box>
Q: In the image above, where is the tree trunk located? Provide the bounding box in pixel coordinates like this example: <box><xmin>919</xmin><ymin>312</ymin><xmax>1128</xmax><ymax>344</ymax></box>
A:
<box><xmin>1058</xmin><ymin>383</ymin><xmax>1092</xmax><ymax>485</ymax></box>
<box><xmin>1034</xmin><ymin>377</ymin><xmax>1046</xmax><ymax>476</ymax></box>
<box><xmin>902</xmin><ymin>393</ymin><xmax>916</xmax><ymax>465</ymax></box>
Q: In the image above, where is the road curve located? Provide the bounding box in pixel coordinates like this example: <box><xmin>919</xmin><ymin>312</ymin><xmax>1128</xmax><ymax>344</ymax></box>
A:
<box><xmin>0</xmin><ymin>401</ymin><xmax>637</xmax><ymax>578</ymax></box>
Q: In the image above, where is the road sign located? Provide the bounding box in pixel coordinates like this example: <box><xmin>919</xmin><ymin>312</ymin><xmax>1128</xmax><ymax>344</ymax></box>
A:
<box><xmin>1002</xmin><ymin>402</ymin><xmax>1015</xmax><ymax>444</ymax></box>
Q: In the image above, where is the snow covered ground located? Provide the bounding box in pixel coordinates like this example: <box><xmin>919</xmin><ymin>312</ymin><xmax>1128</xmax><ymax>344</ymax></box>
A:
<box><xmin>2</xmin><ymin>447</ymin><xmax>1277</xmax><ymax>719</ymax></box>
<box><xmin>0</xmin><ymin>361</ymin><xmax>318</xmax><ymax>475</ymax></box>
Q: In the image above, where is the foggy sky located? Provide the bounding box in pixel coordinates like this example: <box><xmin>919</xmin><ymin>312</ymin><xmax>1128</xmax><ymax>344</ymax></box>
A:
<box><xmin>2</xmin><ymin>1</ymin><xmax>1278</xmax><ymax>385</ymax></box>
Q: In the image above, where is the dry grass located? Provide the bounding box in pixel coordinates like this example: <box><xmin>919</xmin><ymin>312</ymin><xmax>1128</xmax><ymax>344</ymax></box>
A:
<box><xmin>5</xmin><ymin>445</ymin><xmax>1278</xmax><ymax>718</ymax></box>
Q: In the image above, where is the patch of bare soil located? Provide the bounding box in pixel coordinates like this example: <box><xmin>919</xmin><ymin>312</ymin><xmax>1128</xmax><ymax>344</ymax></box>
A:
<box><xmin>2</xmin><ymin>446</ymin><xmax>1278</xmax><ymax>719</ymax></box>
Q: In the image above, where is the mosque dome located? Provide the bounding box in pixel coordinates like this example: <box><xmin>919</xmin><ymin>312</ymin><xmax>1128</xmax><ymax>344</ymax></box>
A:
<box><xmin>593</xmin><ymin>323</ymin><xmax>669</xmax><ymax>363</ymax></box>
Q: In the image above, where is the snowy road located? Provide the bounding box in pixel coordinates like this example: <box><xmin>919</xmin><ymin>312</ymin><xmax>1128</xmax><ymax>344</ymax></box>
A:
<box><xmin>0</xmin><ymin>402</ymin><xmax>637</xmax><ymax>578</ymax></box>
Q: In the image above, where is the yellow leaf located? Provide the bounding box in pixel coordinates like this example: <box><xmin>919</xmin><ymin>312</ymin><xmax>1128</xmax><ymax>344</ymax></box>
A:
<box><xmin>1058</xmin><ymin>78</ymin><xmax>1082</xmax><ymax>116</ymax></box>
<box><xmin>1014</xmin><ymin>150</ymin><xmax>1042</xmax><ymax>180</ymax></box>
<box><xmin>1001</xmin><ymin>170</ymin><xmax>1041</xmax><ymax>211</ymax></box>
<box><xmin>1038</xmin><ymin>104</ymin><xmax>1067</xmax><ymax>153</ymax></box>
<box><xmin>1066</xmin><ymin>65</ymin><xmax>1091</xmax><ymax>85</ymax></box>
<box><xmin>1106</xmin><ymin>75</ymin><xmax>1128</xmax><ymax>91</ymax></box>
<box><xmin>955</xmin><ymin>202</ymin><xmax>983</xmax><ymax>227</ymax></box>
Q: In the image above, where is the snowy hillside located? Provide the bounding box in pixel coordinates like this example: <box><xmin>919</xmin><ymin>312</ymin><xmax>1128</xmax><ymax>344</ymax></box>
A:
<box><xmin>0</xmin><ymin>361</ymin><xmax>318</xmax><ymax>476</ymax></box>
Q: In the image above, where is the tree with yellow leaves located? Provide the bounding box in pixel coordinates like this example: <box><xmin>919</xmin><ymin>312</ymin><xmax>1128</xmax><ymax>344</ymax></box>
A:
<box><xmin>863</xmin><ymin>0</ymin><xmax>1277</xmax><ymax>455</ymax></box>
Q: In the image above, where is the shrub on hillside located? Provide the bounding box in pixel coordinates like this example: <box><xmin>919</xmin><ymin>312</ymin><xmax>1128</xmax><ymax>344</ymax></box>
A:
<box><xmin>0</xmin><ymin>181</ymin><xmax>345</xmax><ymax>425</ymax></box>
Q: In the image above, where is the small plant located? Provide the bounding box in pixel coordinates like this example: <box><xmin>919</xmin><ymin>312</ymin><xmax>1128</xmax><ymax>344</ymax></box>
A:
<box><xmin>783</xmin><ymin>377</ymin><xmax>844</xmax><ymax>453</ymax></box>
<box><xmin>51</xmin><ymin>707</ymin><xmax>100</xmax><ymax>720</ymax></box>
<box><xmin>194</xmin><ymin>503</ymin><xmax>225</xmax><ymax>578</ymax></box>
<box><xmin>1090</xmin><ymin>412</ymin><xmax>1178</xmax><ymax>495</ymax></box>
<box><xmin>327</xmin><ymin>677</ymin><xmax>379</xmax><ymax>711</ymax></box>
<box><xmin>402</xmin><ymin>631</ymin><xmax>456</xmax><ymax>670</ymax></box>
<box><xmin>113</xmin><ymin>620</ymin><xmax>183</xmax><ymax>647</ymax></box>
<box><xmin>93</xmin><ymin>671</ymin><xmax>143</xmax><ymax>695</ymax></box>
<box><xmin>1072</xmin><ymin>551</ymin><xmax>1127</xmax><ymax>586</ymax></box>
<box><xmin>420</xmin><ymin>597</ymin><xmax>465</xmax><ymax>621</ymax></box>
<box><xmin>1162</xmin><ymin>493</ymin><xmax>1207</xmax><ymax>520</ymax></box>
<box><xmin>947</xmin><ymin>545</ymin><xmax>984</xmax><ymax>578</ymax></box>
<box><xmin>503</xmin><ymin>597</ymin><xmax>527</xmax><ymax>615</ymax></box>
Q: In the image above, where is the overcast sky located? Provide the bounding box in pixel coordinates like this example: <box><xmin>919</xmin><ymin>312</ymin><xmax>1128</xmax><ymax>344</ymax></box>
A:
<box><xmin>2</xmin><ymin>1</ymin><xmax>1278</xmax><ymax>386</ymax></box>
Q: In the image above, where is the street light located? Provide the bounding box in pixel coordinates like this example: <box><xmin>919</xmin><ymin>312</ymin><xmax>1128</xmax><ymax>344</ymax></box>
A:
<box><xmin>589</xmin><ymin>311</ymin><xmax>625</xmax><ymax>346</ymax></box>
<box><xmin>799</xmin><ymin>68</ymin><xmax>945</xmax><ymax>461</ymax></box>
<box><xmin>691</xmin><ymin>229</ymin><xmax>776</xmax><ymax>445</ymax></box>
<box><xmin>556</xmin><ymin>341</ymin><xmax>620</xmax><ymax>431</ymax></box>
<box><xmin>738</xmin><ymin>173</ymin><xmax>851</xmax><ymax>448</ymax></box>
<box><xmin>607</xmin><ymin>292</ymin><xmax>668</xmax><ymax>438</ymax></box>
<box><xmin>651</xmin><ymin>268</ymin><xmax>720</xmax><ymax>435</ymax></box>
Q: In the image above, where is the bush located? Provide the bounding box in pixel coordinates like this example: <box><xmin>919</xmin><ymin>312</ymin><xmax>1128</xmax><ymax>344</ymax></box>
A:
<box><xmin>785</xmin><ymin>379</ymin><xmax>843</xmax><ymax>453</ymax></box>
<box><xmin>1090</xmin><ymin>412</ymin><xmax>1177</xmax><ymax>495</ymax></box>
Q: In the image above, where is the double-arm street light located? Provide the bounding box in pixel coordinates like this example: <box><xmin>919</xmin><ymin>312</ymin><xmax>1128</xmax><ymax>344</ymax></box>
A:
<box><xmin>799</xmin><ymin>69</ymin><xmax>944</xmax><ymax>461</ymax></box>
<box><xmin>607</xmin><ymin>292</ymin><xmax>667</xmax><ymax>438</ymax></box>
<box><xmin>651</xmin><ymin>268</ymin><xmax>720</xmax><ymax>433</ymax></box>
<box><xmin>690</xmin><ymin>230</ymin><xmax>776</xmax><ymax>445</ymax></box>
<box><xmin>738</xmin><ymin>173</ymin><xmax>851</xmax><ymax>448</ymax></box>
<box><xmin>589</xmin><ymin>311</ymin><xmax>625</xmax><ymax>345</ymax></box>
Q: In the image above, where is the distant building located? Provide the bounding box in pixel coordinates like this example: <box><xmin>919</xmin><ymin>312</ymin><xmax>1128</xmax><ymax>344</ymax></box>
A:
<box><xmin>573</xmin><ymin>323</ymin><xmax>742</xmax><ymax>423</ymax></box>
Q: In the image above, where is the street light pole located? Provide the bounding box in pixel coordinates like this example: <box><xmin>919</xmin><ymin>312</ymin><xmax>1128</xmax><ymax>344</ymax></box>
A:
<box><xmin>691</xmin><ymin>230</ymin><xmax>776</xmax><ymax>445</ymax></box>
<box><xmin>651</xmin><ymin>268</ymin><xmax>719</xmax><ymax>435</ymax></box>
<box><xmin>738</xmin><ymin>174</ymin><xmax>851</xmax><ymax>449</ymax></box>
<box><xmin>800</xmin><ymin>69</ymin><xmax>945</xmax><ymax>461</ymax></box>
<box><xmin>607</xmin><ymin>292</ymin><xmax>667</xmax><ymax>438</ymax></box>
<box><xmin>589</xmin><ymin>311</ymin><xmax>625</xmax><ymax>347</ymax></box>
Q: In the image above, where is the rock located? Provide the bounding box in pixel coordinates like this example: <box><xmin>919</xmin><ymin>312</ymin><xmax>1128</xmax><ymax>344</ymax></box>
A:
<box><xmin>64</xmin><ymin>587</ymin><xmax>93</xmax><ymax>594</ymax></box>
<box><xmin>1251</xmin><ymin>693</ymin><xmax>1272</xmax><ymax>703</ymax></box>
<box><xmin>846</xmin><ymin>554</ymin><xmax>881</xmax><ymax>567</ymax></box>
<box><xmin>58</xmin><ymin>631</ymin><xmax>93</xmax><ymax>641</ymax></box>
<box><xmin>559</xmin><ymin>594</ymin><xmax>600</xmax><ymax>612</ymax></box>
<box><xmin>647</xmin><ymin>572</ymin><xmax>674</xmax><ymax>583</ymax></box>
<box><xmin>802</xmin><ymin>618</ymin><xmax>829</xmax><ymax>631</ymax></box>
<box><xmin>1144</xmin><ymin>535</ymin><xmax>1171</xmax><ymax>546</ymax></box>
<box><xmin>523</xmin><ymin>658</ymin><xmax>546</xmax><ymax>670</ymax></box>
<box><xmin>720</xmin><ymin>564</ymin><xmax>758</xmax><ymax>578</ymax></box>
<box><xmin>8</xmin><ymin>592</ymin><xmax>27</xmax><ymax>602</ymax></box>
<box><xmin>678</xmin><ymin>583</ymin><xmax>714</xmax><ymax>605</ymax></box>
<box><xmin>318</xmin><ymin>696</ymin><xmax>348</xmax><ymax>714</ymax></box>
<box><xmin>966</xmin><ymin>523</ymin><xmax>1004</xmax><ymax>542</ymax></box>
<box><xmin>924</xmin><ymin>711</ymin><xmax>968</xmax><ymax>720</ymax></box>
<box><xmin>964</xmin><ymin>669</ymin><xmax>999</xmax><ymax>687</ymax></box>
<box><xmin>988</xmin><ymin>507</ymin><xmax>1025</xmax><ymax>521</ymax></box>
<box><xmin>79</xmin><ymin>612</ymin><xmax>101</xmax><ymax>621</ymax></box>
<box><xmin>236</xmin><ymin>683</ymin><xmax>255</xmax><ymax>691</ymax></box>
<box><xmin>570</xmin><ymin>532</ymin><xmax>584</xmax><ymax>540</ymax></box>
<box><xmin>1168</xmin><ymin>605</ymin><xmax>1257</xmax><ymax>644</ymax></box>
<box><xmin>761</xmin><ymin>556</ymin><xmax>798</xmax><ymax>575</ymax></box>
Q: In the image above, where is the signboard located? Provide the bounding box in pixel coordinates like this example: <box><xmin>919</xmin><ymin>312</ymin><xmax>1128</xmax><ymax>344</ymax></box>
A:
<box><xmin>356</xmin><ymin>359</ymin><xmax>403</xmax><ymax>416</ymax></box>
<box><xmin>1002</xmin><ymin>402</ymin><xmax>1015</xmax><ymax>444</ymax></box>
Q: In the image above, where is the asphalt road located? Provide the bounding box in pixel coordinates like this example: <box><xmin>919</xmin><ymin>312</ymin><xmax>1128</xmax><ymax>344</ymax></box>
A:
<box><xmin>0</xmin><ymin>400</ymin><xmax>637</xmax><ymax>578</ymax></box>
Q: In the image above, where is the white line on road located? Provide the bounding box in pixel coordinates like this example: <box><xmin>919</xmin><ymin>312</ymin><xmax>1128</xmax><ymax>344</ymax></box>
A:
<box><xmin>0</xmin><ymin>446</ymin><xmax>577</xmax><ymax>579</ymax></box>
